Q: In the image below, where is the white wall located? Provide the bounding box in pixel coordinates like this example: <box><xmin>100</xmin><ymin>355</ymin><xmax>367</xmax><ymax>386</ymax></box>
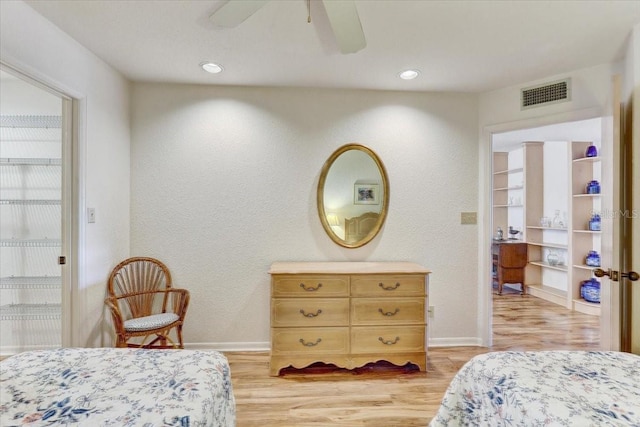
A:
<box><xmin>131</xmin><ymin>83</ymin><xmax>480</xmax><ymax>348</ymax></box>
<box><xmin>0</xmin><ymin>1</ymin><xmax>131</xmax><ymax>347</ymax></box>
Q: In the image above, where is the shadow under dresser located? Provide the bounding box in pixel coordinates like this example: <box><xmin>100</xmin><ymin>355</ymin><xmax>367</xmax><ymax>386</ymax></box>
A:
<box><xmin>268</xmin><ymin>262</ymin><xmax>431</xmax><ymax>376</ymax></box>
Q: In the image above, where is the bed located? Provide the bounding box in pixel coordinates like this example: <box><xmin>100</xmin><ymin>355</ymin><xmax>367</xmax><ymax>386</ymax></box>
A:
<box><xmin>344</xmin><ymin>211</ymin><xmax>379</xmax><ymax>244</ymax></box>
<box><xmin>430</xmin><ymin>350</ymin><xmax>640</xmax><ymax>426</ymax></box>
<box><xmin>0</xmin><ymin>347</ymin><xmax>236</xmax><ymax>426</ymax></box>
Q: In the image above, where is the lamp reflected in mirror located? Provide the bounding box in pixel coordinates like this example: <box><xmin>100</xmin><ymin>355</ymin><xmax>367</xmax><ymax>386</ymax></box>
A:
<box><xmin>326</xmin><ymin>213</ymin><xmax>340</xmax><ymax>227</ymax></box>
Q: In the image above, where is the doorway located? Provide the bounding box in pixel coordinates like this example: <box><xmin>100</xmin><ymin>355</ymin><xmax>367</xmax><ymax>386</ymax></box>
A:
<box><xmin>0</xmin><ymin>67</ymin><xmax>73</xmax><ymax>354</ymax></box>
<box><xmin>488</xmin><ymin>117</ymin><xmax>606</xmax><ymax>349</ymax></box>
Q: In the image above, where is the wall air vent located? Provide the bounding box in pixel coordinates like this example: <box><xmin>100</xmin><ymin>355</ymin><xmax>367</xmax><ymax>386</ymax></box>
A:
<box><xmin>521</xmin><ymin>78</ymin><xmax>571</xmax><ymax>110</ymax></box>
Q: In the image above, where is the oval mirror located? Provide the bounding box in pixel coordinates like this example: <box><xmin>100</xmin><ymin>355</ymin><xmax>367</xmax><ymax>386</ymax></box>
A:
<box><xmin>317</xmin><ymin>143</ymin><xmax>389</xmax><ymax>248</ymax></box>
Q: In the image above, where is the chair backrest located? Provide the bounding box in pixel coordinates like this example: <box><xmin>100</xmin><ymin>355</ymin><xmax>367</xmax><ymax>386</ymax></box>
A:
<box><xmin>107</xmin><ymin>257</ymin><xmax>173</xmax><ymax>319</ymax></box>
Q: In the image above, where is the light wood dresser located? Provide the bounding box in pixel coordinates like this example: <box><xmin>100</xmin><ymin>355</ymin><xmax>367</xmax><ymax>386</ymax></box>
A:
<box><xmin>269</xmin><ymin>262</ymin><xmax>431</xmax><ymax>376</ymax></box>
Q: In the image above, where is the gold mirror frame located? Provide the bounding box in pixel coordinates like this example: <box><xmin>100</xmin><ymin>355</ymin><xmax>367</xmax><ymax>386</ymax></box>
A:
<box><xmin>317</xmin><ymin>143</ymin><xmax>390</xmax><ymax>248</ymax></box>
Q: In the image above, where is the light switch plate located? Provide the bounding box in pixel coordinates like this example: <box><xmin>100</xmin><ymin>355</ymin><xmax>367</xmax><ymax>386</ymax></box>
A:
<box><xmin>87</xmin><ymin>207</ymin><xmax>96</xmax><ymax>223</ymax></box>
<box><xmin>461</xmin><ymin>212</ymin><xmax>477</xmax><ymax>225</ymax></box>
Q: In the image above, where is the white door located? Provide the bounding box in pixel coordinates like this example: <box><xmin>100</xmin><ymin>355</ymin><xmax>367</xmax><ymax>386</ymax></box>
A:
<box><xmin>598</xmin><ymin>75</ymin><xmax>639</xmax><ymax>354</ymax></box>
<box><xmin>619</xmin><ymin>75</ymin><xmax>639</xmax><ymax>354</ymax></box>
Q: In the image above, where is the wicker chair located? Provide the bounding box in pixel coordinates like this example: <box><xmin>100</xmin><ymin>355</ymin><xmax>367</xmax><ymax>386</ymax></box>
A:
<box><xmin>105</xmin><ymin>257</ymin><xmax>190</xmax><ymax>349</ymax></box>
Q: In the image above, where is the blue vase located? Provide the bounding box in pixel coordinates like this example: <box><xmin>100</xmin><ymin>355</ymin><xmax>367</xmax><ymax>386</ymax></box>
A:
<box><xmin>586</xmin><ymin>180</ymin><xmax>600</xmax><ymax>194</ymax></box>
<box><xmin>589</xmin><ymin>214</ymin><xmax>601</xmax><ymax>231</ymax></box>
<box><xmin>586</xmin><ymin>145</ymin><xmax>598</xmax><ymax>157</ymax></box>
<box><xmin>580</xmin><ymin>278</ymin><xmax>601</xmax><ymax>303</ymax></box>
<box><xmin>585</xmin><ymin>250</ymin><xmax>601</xmax><ymax>267</ymax></box>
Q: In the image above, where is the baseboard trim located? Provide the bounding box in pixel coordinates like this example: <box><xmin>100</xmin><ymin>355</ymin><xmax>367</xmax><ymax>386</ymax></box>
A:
<box><xmin>428</xmin><ymin>337</ymin><xmax>484</xmax><ymax>347</ymax></box>
<box><xmin>186</xmin><ymin>339</ymin><xmax>483</xmax><ymax>351</ymax></box>
<box><xmin>1</xmin><ymin>344</ymin><xmax>58</xmax><ymax>357</ymax></box>
<box><xmin>3</xmin><ymin>339</ymin><xmax>482</xmax><ymax>356</ymax></box>
<box><xmin>184</xmin><ymin>342</ymin><xmax>270</xmax><ymax>352</ymax></box>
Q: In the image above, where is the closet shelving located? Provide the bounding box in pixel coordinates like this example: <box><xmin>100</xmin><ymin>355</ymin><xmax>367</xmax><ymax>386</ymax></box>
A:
<box><xmin>0</xmin><ymin>115</ymin><xmax>62</xmax><ymax>345</ymax></box>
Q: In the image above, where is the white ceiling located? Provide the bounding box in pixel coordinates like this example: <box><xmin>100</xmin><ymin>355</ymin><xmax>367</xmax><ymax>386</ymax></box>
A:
<box><xmin>22</xmin><ymin>0</ymin><xmax>640</xmax><ymax>93</ymax></box>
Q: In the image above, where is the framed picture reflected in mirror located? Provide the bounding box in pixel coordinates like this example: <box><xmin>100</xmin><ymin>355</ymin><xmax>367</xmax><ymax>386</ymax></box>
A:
<box><xmin>354</xmin><ymin>181</ymin><xmax>379</xmax><ymax>205</ymax></box>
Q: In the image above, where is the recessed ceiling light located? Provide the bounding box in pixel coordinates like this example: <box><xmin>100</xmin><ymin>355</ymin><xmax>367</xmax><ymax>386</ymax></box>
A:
<box><xmin>399</xmin><ymin>69</ymin><xmax>420</xmax><ymax>80</ymax></box>
<box><xmin>200</xmin><ymin>62</ymin><xmax>224</xmax><ymax>74</ymax></box>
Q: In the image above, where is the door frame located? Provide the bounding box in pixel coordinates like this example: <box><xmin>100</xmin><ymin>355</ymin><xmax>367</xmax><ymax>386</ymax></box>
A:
<box><xmin>479</xmin><ymin>107</ymin><xmax>609</xmax><ymax>347</ymax></box>
<box><xmin>0</xmin><ymin>61</ymin><xmax>84</xmax><ymax>348</ymax></box>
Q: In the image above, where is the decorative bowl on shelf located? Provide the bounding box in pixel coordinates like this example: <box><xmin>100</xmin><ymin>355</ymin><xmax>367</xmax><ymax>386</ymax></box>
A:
<box><xmin>586</xmin><ymin>145</ymin><xmax>598</xmax><ymax>158</ymax></box>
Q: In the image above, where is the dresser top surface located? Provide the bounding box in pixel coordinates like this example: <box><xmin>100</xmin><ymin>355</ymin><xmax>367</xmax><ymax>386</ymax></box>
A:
<box><xmin>269</xmin><ymin>262</ymin><xmax>430</xmax><ymax>275</ymax></box>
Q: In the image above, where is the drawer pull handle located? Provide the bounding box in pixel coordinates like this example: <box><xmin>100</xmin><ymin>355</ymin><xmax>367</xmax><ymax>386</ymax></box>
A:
<box><xmin>300</xmin><ymin>283</ymin><xmax>322</xmax><ymax>292</ymax></box>
<box><xmin>378</xmin><ymin>282</ymin><xmax>400</xmax><ymax>291</ymax></box>
<box><xmin>299</xmin><ymin>338</ymin><xmax>322</xmax><ymax>347</ymax></box>
<box><xmin>378</xmin><ymin>308</ymin><xmax>400</xmax><ymax>316</ymax></box>
<box><xmin>300</xmin><ymin>309</ymin><xmax>322</xmax><ymax>318</ymax></box>
<box><xmin>378</xmin><ymin>336</ymin><xmax>400</xmax><ymax>345</ymax></box>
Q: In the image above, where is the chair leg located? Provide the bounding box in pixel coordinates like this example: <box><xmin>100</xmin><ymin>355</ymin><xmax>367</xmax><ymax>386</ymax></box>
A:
<box><xmin>176</xmin><ymin>325</ymin><xmax>184</xmax><ymax>349</ymax></box>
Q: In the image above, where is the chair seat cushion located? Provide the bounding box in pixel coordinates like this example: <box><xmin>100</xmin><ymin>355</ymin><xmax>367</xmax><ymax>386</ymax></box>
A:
<box><xmin>124</xmin><ymin>313</ymin><xmax>180</xmax><ymax>332</ymax></box>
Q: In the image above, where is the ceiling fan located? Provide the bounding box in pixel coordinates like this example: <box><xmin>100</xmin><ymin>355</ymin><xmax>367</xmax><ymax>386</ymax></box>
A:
<box><xmin>209</xmin><ymin>0</ymin><xmax>367</xmax><ymax>54</ymax></box>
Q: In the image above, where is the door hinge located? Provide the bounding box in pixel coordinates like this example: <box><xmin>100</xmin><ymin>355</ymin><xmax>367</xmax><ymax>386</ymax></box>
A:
<box><xmin>58</xmin><ymin>256</ymin><xmax>66</xmax><ymax>265</ymax></box>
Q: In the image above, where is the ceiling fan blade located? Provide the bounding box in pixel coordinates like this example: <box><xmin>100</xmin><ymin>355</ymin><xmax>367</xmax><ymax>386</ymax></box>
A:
<box><xmin>321</xmin><ymin>0</ymin><xmax>366</xmax><ymax>54</ymax></box>
<box><xmin>210</xmin><ymin>0</ymin><xmax>269</xmax><ymax>28</ymax></box>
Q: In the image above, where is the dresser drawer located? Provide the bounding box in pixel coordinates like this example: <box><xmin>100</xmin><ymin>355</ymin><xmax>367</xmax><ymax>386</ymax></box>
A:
<box><xmin>351</xmin><ymin>297</ymin><xmax>424</xmax><ymax>326</ymax></box>
<box><xmin>271</xmin><ymin>327</ymin><xmax>349</xmax><ymax>355</ymax></box>
<box><xmin>272</xmin><ymin>298</ymin><xmax>349</xmax><ymax>327</ymax></box>
<box><xmin>351</xmin><ymin>326</ymin><xmax>425</xmax><ymax>354</ymax></box>
<box><xmin>272</xmin><ymin>275</ymin><xmax>349</xmax><ymax>297</ymax></box>
<box><xmin>351</xmin><ymin>275</ymin><xmax>425</xmax><ymax>297</ymax></box>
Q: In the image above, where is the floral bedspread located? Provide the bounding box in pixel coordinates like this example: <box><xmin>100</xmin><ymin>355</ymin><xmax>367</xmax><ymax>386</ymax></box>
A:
<box><xmin>0</xmin><ymin>348</ymin><xmax>236</xmax><ymax>426</ymax></box>
<box><xmin>430</xmin><ymin>351</ymin><xmax>640</xmax><ymax>427</ymax></box>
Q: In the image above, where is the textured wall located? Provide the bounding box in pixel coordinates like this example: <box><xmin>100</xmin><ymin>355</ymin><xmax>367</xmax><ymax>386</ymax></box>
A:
<box><xmin>131</xmin><ymin>83</ymin><xmax>480</xmax><ymax>348</ymax></box>
<box><xmin>1</xmin><ymin>0</ymin><xmax>131</xmax><ymax>348</ymax></box>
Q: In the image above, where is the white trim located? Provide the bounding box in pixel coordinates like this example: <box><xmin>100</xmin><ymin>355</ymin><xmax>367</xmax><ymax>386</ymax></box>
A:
<box><xmin>184</xmin><ymin>342</ymin><xmax>271</xmax><ymax>352</ymax></box>
<box><xmin>0</xmin><ymin>344</ymin><xmax>59</xmax><ymax>357</ymax></box>
<box><xmin>429</xmin><ymin>337</ymin><xmax>483</xmax><ymax>348</ymax></box>
<box><xmin>186</xmin><ymin>338</ymin><xmax>486</xmax><ymax>351</ymax></box>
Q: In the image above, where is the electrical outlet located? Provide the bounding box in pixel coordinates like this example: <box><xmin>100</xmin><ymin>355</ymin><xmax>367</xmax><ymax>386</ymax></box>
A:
<box><xmin>428</xmin><ymin>306</ymin><xmax>435</xmax><ymax>318</ymax></box>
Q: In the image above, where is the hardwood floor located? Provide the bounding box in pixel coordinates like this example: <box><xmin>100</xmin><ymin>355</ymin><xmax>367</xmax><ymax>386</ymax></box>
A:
<box><xmin>225</xmin><ymin>291</ymin><xmax>600</xmax><ymax>426</ymax></box>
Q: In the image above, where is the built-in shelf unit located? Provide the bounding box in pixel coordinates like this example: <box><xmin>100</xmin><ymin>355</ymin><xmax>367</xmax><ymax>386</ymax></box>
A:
<box><xmin>570</xmin><ymin>142</ymin><xmax>602</xmax><ymax>316</ymax></box>
<box><xmin>493</xmin><ymin>140</ymin><xmax>601</xmax><ymax>316</ymax></box>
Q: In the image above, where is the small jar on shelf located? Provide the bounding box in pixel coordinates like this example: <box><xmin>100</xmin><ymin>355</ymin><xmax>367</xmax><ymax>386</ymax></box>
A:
<box><xmin>586</xmin><ymin>180</ymin><xmax>601</xmax><ymax>194</ymax></box>
<box><xmin>585</xmin><ymin>250</ymin><xmax>601</xmax><ymax>267</ymax></box>
<box><xmin>547</xmin><ymin>250</ymin><xmax>560</xmax><ymax>266</ymax></box>
<box><xmin>580</xmin><ymin>278</ymin><xmax>601</xmax><ymax>303</ymax></box>
<box><xmin>588</xmin><ymin>213</ymin><xmax>601</xmax><ymax>231</ymax></box>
